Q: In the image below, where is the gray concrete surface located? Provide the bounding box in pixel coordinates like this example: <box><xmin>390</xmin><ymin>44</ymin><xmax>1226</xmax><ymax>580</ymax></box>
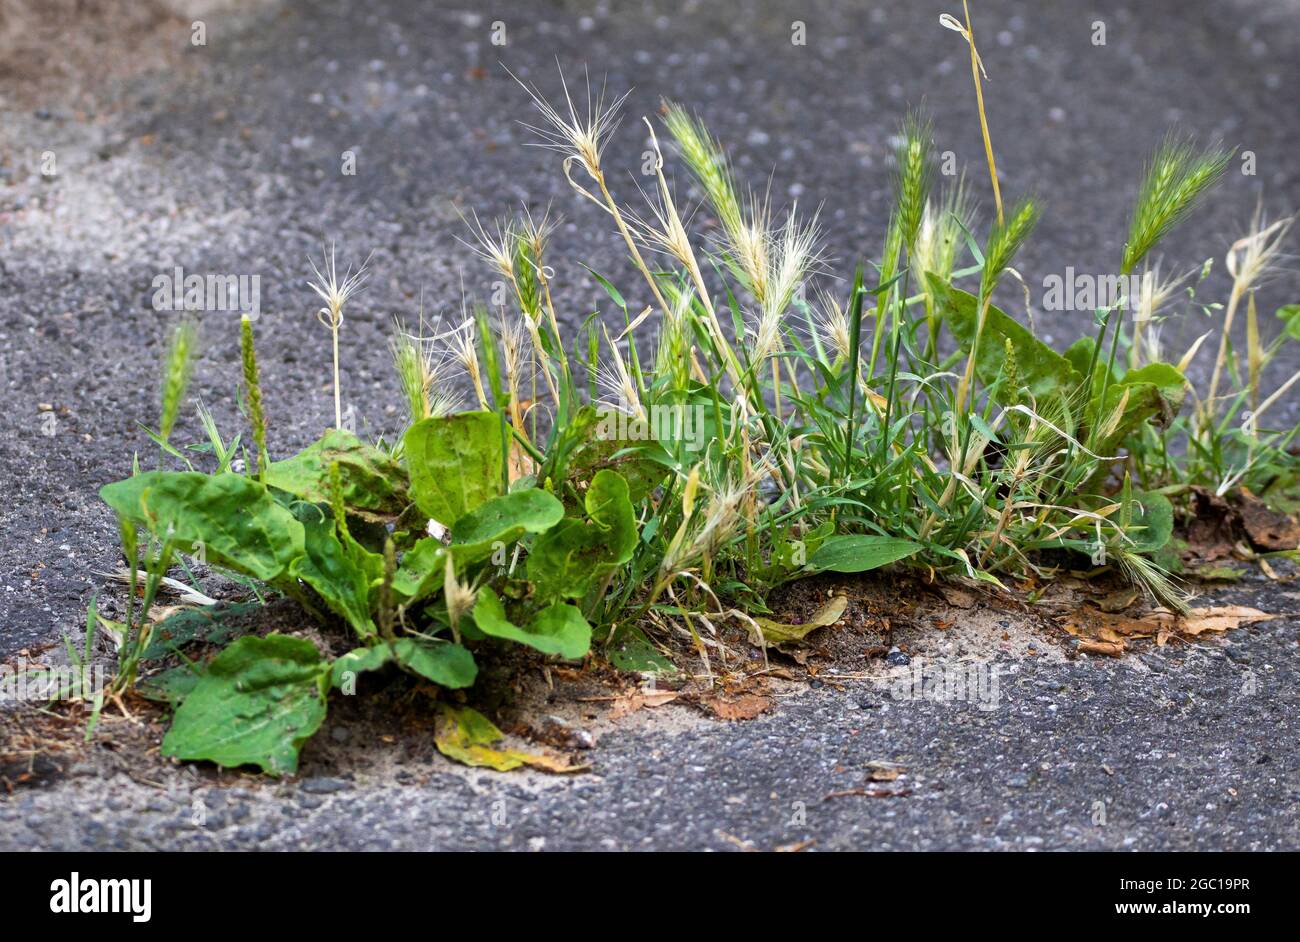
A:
<box><xmin>1</xmin><ymin>0</ymin><xmax>1298</xmax><ymax>850</ymax></box>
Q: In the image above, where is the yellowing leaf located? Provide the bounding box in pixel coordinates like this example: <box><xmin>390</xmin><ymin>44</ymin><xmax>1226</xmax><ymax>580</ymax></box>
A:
<box><xmin>434</xmin><ymin>704</ymin><xmax>586</xmax><ymax>773</ymax></box>
<box><xmin>748</xmin><ymin>595</ymin><xmax>848</xmax><ymax>646</ymax></box>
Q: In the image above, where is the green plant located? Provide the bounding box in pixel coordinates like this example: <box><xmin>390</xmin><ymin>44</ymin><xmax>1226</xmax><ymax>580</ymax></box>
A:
<box><xmin>95</xmin><ymin>13</ymin><xmax>1299</xmax><ymax>774</ymax></box>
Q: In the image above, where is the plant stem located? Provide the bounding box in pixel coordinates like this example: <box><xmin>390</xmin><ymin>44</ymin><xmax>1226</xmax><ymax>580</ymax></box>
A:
<box><xmin>963</xmin><ymin>0</ymin><xmax>1003</xmax><ymax>226</ymax></box>
<box><xmin>842</xmin><ymin>268</ymin><xmax>866</xmax><ymax>485</ymax></box>
<box><xmin>332</xmin><ymin>321</ymin><xmax>342</xmax><ymax>429</ymax></box>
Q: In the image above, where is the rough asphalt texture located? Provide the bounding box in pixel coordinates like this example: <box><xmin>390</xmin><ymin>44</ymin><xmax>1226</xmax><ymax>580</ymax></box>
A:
<box><xmin>2</xmin><ymin>580</ymin><xmax>1297</xmax><ymax>851</ymax></box>
<box><xmin>1</xmin><ymin>0</ymin><xmax>1298</xmax><ymax>850</ymax></box>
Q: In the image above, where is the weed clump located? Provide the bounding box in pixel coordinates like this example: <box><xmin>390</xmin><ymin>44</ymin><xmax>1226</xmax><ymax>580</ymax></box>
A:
<box><xmin>89</xmin><ymin>10</ymin><xmax>1298</xmax><ymax>775</ymax></box>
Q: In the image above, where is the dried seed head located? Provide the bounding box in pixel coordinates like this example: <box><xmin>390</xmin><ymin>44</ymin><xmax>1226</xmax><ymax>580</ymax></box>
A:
<box><xmin>512</xmin><ymin>66</ymin><xmax>629</xmax><ymax>181</ymax></box>
<box><xmin>813</xmin><ymin>289</ymin><xmax>851</xmax><ymax>360</ymax></box>
<box><xmin>460</xmin><ymin>211</ymin><xmax>517</xmax><ymax>282</ymax></box>
<box><xmin>1225</xmin><ymin>206</ymin><xmax>1294</xmax><ymax>293</ymax></box>
<box><xmin>307</xmin><ymin>242</ymin><xmax>370</xmax><ymax>328</ymax></box>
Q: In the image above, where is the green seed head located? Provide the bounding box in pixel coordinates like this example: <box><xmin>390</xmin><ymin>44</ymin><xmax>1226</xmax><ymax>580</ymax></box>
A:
<box><xmin>159</xmin><ymin>319</ymin><xmax>197</xmax><ymax>445</ymax></box>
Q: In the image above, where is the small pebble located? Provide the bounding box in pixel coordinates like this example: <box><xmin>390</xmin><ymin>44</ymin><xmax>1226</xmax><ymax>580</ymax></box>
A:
<box><xmin>886</xmin><ymin>647</ymin><xmax>909</xmax><ymax>667</ymax></box>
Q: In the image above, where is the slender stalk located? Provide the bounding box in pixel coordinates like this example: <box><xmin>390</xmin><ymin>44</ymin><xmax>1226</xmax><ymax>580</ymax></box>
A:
<box><xmin>963</xmin><ymin>0</ymin><xmax>1003</xmax><ymax>225</ymax></box>
<box><xmin>843</xmin><ymin>267</ymin><xmax>866</xmax><ymax>484</ymax></box>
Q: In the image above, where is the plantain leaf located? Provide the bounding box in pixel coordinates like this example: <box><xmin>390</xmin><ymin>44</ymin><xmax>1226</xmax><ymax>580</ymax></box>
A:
<box><xmin>391</xmin><ymin>537</ymin><xmax>448</xmax><ymax>604</ymax></box>
<box><xmin>330</xmin><ymin>644</ymin><xmax>395</xmax><ymax>689</ymax></box>
<box><xmin>391</xmin><ymin>637</ymin><xmax>477</xmax><ymax>688</ymax></box>
<box><xmin>140</xmin><ymin>601</ymin><xmax>260</xmax><ymax>660</ymax></box>
<box><xmin>265</xmin><ymin>429</ymin><xmax>409</xmax><ymax>518</ymax></box>
<box><xmin>928</xmin><ymin>273</ymin><xmax>1081</xmax><ymax>402</ymax></box>
<box><xmin>1128</xmin><ymin>490</ymin><xmax>1175</xmax><ymax>552</ymax></box>
<box><xmin>450</xmin><ymin>488</ymin><xmax>565</xmax><ymax>563</ymax></box>
<box><xmin>329</xmin><ymin>637</ymin><xmax>476</xmax><ymax>690</ymax></box>
<box><xmin>570</xmin><ymin>405</ymin><xmax>672</xmax><ymax>500</ymax></box>
<box><xmin>161</xmin><ymin>634</ymin><xmax>329</xmax><ymax>776</ymax></box>
<box><xmin>526</xmin><ymin>470</ymin><xmax>637</xmax><ymax>602</ymax></box>
<box><xmin>434</xmin><ymin>704</ymin><xmax>584</xmax><ymax>773</ymax></box>
<box><xmin>472</xmin><ymin>587</ymin><xmax>592</xmax><ymax>659</ymax></box>
<box><xmin>748</xmin><ymin>595</ymin><xmax>849</xmax><ymax>646</ymax></box>
<box><xmin>403</xmin><ymin>412</ymin><xmax>503</xmax><ymax>526</ymax></box>
<box><xmin>136</xmin><ymin>663</ymin><xmax>204</xmax><ymax>707</ymax></box>
<box><xmin>1096</xmin><ymin>362</ymin><xmax>1187</xmax><ymax>451</ymax></box>
<box><xmin>101</xmin><ymin>471</ymin><xmax>304</xmax><ymax>582</ymax></box>
<box><xmin>605</xmin><ymin>625</ymin><xmax>675</xmax><ymax>673</ymax></box>
<box><xmin>290</xmin><ymin>504</ymin><xmax>380</xmax><ymax>639</ymax></box>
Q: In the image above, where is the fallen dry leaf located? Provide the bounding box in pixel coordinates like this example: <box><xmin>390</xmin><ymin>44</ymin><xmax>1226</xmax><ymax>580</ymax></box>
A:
<box><xmin>1077</xmin><ymin>639</ymin><xmax>1126</xmax><ymax>657</ymax></box>
<box><xmin>1170</xmin><ymin>605</ymin><xmax>1277</xmax><ymax>636</ymax></box>
<box><xmin>866</xmin><ymin>763</ymin><xmax>904</xmax><ymax>782</ymax></box>
<box><xmin>701</xmin><ymin>693</ymin><xmax>773</xmax><ymax>721</ymax></box>
<box><xmin>606</xmin><ymin>689</ymin><xmax>680</xmax><ymax>722</ymax></box>
<box><xmin>1184</xmin><ymin>488</ymin><xmax>1239</xmax><ymax>562</ymax></box>
<box><xmin>1062</xmin><ymin>604</ymin><xmax>1276</xmax><ymax>654</ymax></box>
<box><xmin>747</xmin><ymin>595</ymin><xmax>848</xmax><ymax>647</ymax></box>
<box><xmin>1097</xmin><ymin>587</ymin><xmax>1141</xmax><ymax>613</ymax></box>
<box><xmin>939</xmin><ymin>585</ymin><xmax>978</xmax><ymax>609</ymax></box>
<box><xmin>1237</xmin><ymin>493</ymin><xmax>1300</xmax><ymax>552</ymax></box>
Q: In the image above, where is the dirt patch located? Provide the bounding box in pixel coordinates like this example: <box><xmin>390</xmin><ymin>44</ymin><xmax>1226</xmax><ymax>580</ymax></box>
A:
<box><xmin>3</xmin><ymin>563</ymin><xmax>1289</xmax><ymax>800</ymax></box>
<box><xmin>0</xmin><ymin>571</ymin><xmax>1080</xmax><ymax>796</ymax></box>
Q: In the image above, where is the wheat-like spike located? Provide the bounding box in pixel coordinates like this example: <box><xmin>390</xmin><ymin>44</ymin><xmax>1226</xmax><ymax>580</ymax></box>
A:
<box><xmin>894</xmin><ymin>112</ymin><xmax>935</xmax><ymax>253</ymax></box>
<box><xmin>661</xmin><ymin>100</ymin><xmax>744</xmax><ymax>243</ymax></box>
<box><xmin>457</xmin><ymin>210</ymin><xmax>516</xmax><ymax>282</ymax></box>
<box><xmin>159</xmin><ymin>319</ymin><xmax>197</xmax><ymax>446</ymax></box>
<box><xmin>981</xmin><ymin>198</ymin><xmax>1040</xmax><ymax>299</ymax></box>
<box><xmin>1122</xmin><ymin>135</ymin><xmax>1230</xmax><ymax>274</ymax></box>
<box><xmin>307</xmin><ymin>241</ymin><xmax>371</xmax><ymax>430</ymax></box>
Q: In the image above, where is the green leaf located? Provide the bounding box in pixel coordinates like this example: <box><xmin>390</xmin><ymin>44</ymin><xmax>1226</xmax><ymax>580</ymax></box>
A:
<box><xmin>101</xmin><ymin>472</ymin><xmax>305</xmax><ymax>582</ymax></box>
<box><xmin>449</xmin><ymin>488</ymin><xmax>565</xmax><ymax>563</ymax></box>
<box><xmin>1096</xmin><ymin>362</ymin><xmax>1187</xmax><ymax>450</ymax></box>
<box><xmin>543</xmin><ymin>404</ymin><xmax>667</xmax><ymax>504</ymax></box>
<box><xmin>136</xmin><ymin>664</ymin><xmax>203</xmax><ymax>707</ymax></box>
<box><xmin>265</xmin><ymin>429</ymin><xmax>409</xmax><ymax>518</ymax></box>
<box><xmin>391</xmin><ymin>537</ymin><xmax>448</xmax><ymax>603</ymax></box>
<box><xmin>605</xmin><ymin>625</ymin><xmax>675</xmax><ymax>673</ymax></box>
<box><xmin>403</xmin><ymin>412</ymin><xmax>503</xmax><ymax>526</ymax></box>
<box><xmin>1128</xmin><ymin>490</ymin><xmax>1175</xmax><ymax>553</ymax></box>
<box><xmin>330</xmin><ymin>644</ymin><xmax>395</xmax><ymax>689</ymax></box>
<box><xmin>472</xmin><ymin>588</ymin><xmax>592</xmax><ymax>659</ymax></box>
<box><xmin>584</xmin><ymin>469</ymin><xmax>638</xmax><ymax>564</ymax></box>
<box><xmin>290</xmin><ymin>505</ymin><xmax>380</xmax><ymax>639</ymax></box>
<box><xmin>140</xmin><ymin>601</ymin><xmax>261</xmax><ymax>660</ymax></box>
<box><xmin>807</xmin><ymin>535</ymin><xmax>923</xmax><ymax>573</ymax></box>
<box><xmin>329</xmin><ymin>638</ymin><xmax>476</xmax><ymax>689</ymax></box>
<box><xmin>1276</xmin><ymin>304</ymin><xmax>1300</xmax><ymax>341</ymax></box>
<box><xmin>392</xmin><ymin>637</ymin><xmax>478</xmax><ymax>688</ymax></box>
<box><xmin>526</xmin><ymin>470</ymin><xmax>637</xmax><ymax>601</ymax></box>
<box><xmin>1063</xmin><ymin>336</ymin><xmax>1098</xmax><ymax>384</ymax></box>
<box><xmin>584</xmin><ymin>266</ymin><xmax>628</xmax><ymax>311</ymax></box>
<box><xmin>928</xmin><ymin>273</ymin><xmax>1081</xmax><ymax>402</ymax></box>
<box><xmin>161</xmin><ymin>635</ymin><xmax>328</xmax><ymax>776</ymax></box>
